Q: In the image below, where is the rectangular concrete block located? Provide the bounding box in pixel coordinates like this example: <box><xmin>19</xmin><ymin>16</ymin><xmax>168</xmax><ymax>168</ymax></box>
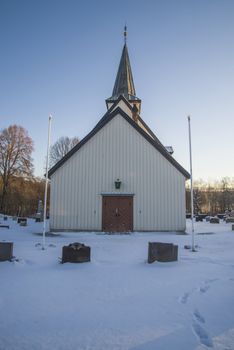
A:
<box><xmin>20</xmin><ymin>221</ymin><xmax>27</xmax><ymax>226</ymax></box>
<box><xmin>0</xmin><ymin>242</ymin><xmax>13</xmax><ymax>261</ymax></box>
<box><xmin>148</xmin><ymin>242</ymin><xmax>178</xmax><ymax>263</ymax></box>
<box><xmin>226</xmin><ymin>217</ymin><xmax>234</xmax><ymax>223</ymax></box>
<box><xmin>210</xmin><ymin>217</ymin><xmax>220</xmax><ymax>224</ymax></box>
<box><xmin>62</xmin><ymin>243</ymin><xmax>90</xmax><ymax>263</ymax></box>
<box><xmin>17</xmin><ymin>217</ymin><xmax>27</xmax><ymax>224</ymax></box>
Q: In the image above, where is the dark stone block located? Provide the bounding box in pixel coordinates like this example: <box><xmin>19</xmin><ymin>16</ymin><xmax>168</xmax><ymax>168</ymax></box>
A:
<box><xmin>35</xmin><ymin>217</ymin><xmax>41</xmax><ymax>222</ymax></box>
<box><xmin>210</xmin><ymin>217</ymin><xmax>220</xmax><ymax>224</ymax></box>
<box><xmin>17</xmin><ymin>217</ymin><xmax>27</xmax><ymax>224</ymax></box>
<box><xmin>62</xmin><ymin>242</ymin><xmax>90</xmax><ymax>263</ymax></box>
<box><xmin>0</xmin><ymin>225</ymin><xmax>9</xmax><ymax>229</ymax></box>
<box><xmin>20</xmin><ymin>221</ymin><xmax>27</xmax><ymax>226</ymax></box>
<box><xmin>232</xmin><ymin>224</ymin><xmax>234</xmax><ymax>231</ymax></box>
<box><xmin>3</xmin><ymin>216</ymin><xmax>8</xmax><ymax>221</ymax></box>
<box><xmin>0</xmin><ymin>242</ymin><xmax>13</xmax><ymax>261</ymax></box>
<box><xmin>196</xmin><ymin>216</ymin><xmax>203</xmax><ymax>222</ymax></box>
<box><xmin>226</xmin><ymin>217</ymin><xmax>234</xmax><ymax>223</ymax></box>
<box><xmin>217</xmin><ymin>214</ymin><xmax>225</xmax><ymax>219</ymax></box>
<box><xmin>148</xmin><ymin>242</ymin><xmax>178</xmax><ymax>263</ymax></box>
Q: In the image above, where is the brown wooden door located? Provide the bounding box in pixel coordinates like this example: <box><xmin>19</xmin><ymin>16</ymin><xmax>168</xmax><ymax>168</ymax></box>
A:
<box><xmin>102</xmin><ymin>196</ymin><xmax>133</xmax><ymax>232</ymax></box>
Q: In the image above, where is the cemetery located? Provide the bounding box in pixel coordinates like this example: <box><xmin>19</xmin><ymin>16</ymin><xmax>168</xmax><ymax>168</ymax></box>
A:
<box><xmin>0</xmin><ymin>214</ymin><xmax>234</xmax><ymax>349</ymax></box>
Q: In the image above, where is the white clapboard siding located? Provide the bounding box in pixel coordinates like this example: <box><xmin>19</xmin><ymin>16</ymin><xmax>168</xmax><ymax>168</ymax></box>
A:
<box><xmin>50</xmin><ymin>114</ymin><xmax>186</xmax><ymax>231</ymax></box>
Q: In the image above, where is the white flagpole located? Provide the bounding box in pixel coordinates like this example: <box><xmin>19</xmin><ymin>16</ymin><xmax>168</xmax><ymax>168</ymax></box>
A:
<box><xmin>188</xmin><ymin>115</ymin><xmax>195</xmax><ymax>252</ymax></box>
<box><xmin>42</xmin><ymin>114</ymin><xmax>52</xmax><ymax>250</ymax></box>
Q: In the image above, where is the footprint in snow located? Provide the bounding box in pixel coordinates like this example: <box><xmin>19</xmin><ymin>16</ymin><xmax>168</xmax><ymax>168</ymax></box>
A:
<box><xmin>192</xmin><ymin>321</ymin><xmax>213</xmax><ymax>348</ymax></box>
<box><xmin>199</xmin><ymin>285</ymin><xmax>210</xmax><ymax>294</ymax></box>
<box><xmin>205</xmin><ymin>278</ymin><xmax>218</xmax><ymax>284</ymax></box>
<box><xmin>199</xmin><ymin>278</ymin><xmax>219</xmax><ymax>294</ymax></box>
<box><xmin>193</xmin><ymin>309</ymin><xmax>205</xmax><ymax>324</ymax></box>
<box><xmin>179</xmin><ymin>292</ymin><xmax>190</xmax><ymax>304</ymax></box>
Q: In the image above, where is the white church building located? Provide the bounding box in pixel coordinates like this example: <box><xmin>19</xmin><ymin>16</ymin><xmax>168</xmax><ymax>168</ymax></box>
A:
<box><xmin>48</xmin><ymin>31</ymin><xmax>190</xmax><ymax>232</ymax></box>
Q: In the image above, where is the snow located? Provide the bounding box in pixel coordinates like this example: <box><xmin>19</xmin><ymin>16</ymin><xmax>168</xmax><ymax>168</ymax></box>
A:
<box><xmin>0</xmin><ymin>218</ymin><xmax>234</xmax><ymax>350</ymax></box>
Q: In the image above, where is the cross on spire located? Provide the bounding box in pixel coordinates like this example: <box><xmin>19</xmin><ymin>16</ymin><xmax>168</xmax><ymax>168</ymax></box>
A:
<box><xmin>124</xmin><ymin>25</ymin><xmax>127</xmax><ymax>44</ymax></box>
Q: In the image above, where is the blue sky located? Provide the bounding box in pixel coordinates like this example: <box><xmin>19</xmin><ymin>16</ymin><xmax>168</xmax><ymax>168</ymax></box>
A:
<box><xmin>1</xmin><ymin>0</ymin><xmax>234</xmax><ymax>181</ymax></box>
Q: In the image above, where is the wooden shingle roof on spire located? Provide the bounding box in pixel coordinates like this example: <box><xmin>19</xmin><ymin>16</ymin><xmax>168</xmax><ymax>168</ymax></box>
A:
<box><xmin>106</xmin><ymin>44</ymin><xmax>141</xmax><ymax>103</ymax></box>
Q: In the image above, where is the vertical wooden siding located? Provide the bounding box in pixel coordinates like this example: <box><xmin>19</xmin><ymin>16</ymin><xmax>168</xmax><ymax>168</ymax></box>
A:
<box><xmin>50</xmin><ymin>114</ymin><xmax>186</xmax><ymax>231</ymax></box>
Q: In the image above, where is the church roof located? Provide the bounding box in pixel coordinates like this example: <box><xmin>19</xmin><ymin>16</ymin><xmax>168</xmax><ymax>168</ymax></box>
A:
<box><xmin>106</xmin><ymin>44</ymin><xmax>140</xmax><ymax>102</ymax></box>
<box><xmin>48</xmin><ymin>96</ymin><xmax>190</xmax><ymax>179</ymax></box>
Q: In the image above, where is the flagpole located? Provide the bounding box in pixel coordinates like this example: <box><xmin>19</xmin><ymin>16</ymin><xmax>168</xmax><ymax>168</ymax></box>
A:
<box><xmin>42</xmin><ymin>115</ymin><xmax>52</xmax><ymax>250</ymax></box>
<box><xmin>188</xmin><ymin>115</ymin><xmax>195</xmax><ymax>252</ymax></box>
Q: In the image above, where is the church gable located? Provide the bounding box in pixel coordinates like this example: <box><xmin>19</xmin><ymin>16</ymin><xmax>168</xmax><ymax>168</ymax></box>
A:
<box><xmin>49</xmin><ymin>105</ymin><xmax>189</xmax><ymax>180</ymax></box>
<box><xmin>50</xmin><ymin>111</ymin><xmax>187</xmax><ymax>231</ymax></box>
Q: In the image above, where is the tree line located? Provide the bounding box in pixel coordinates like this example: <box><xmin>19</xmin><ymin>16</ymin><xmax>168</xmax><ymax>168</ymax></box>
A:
<box><xmin>186</xmin><ymin>178</ymin><xmax>234</xmax><ymax>215</ymax></box>
<box><xmin>1</xmin><ymin>124</ymin><xmax>233</xmax><ymax>217</ymax></box>
<box><xmin>0</xmin><ymin>124</ymin><xmax>78</xmax><ymax>216</ymax></box>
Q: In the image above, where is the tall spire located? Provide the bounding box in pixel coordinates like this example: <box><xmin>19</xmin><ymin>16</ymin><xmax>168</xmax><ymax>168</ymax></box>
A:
<box><xmin>111</xmin><ymin>42</ymin><xmax>136</xmax><ymax>99</ymax></box>
<box><xmin>106</xmin><ymin>27</ymin><xmax>141</xmax><ymax>110</ymax></box>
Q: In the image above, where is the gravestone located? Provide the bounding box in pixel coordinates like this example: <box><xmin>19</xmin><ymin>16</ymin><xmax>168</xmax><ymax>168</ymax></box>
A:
<box><xmin>35</xmin><ymin>200</ymin><xmax>43</xmax><ymax>222</ymax></box>
<box><xmin>232</xmin><ymin>224</ymin><xmax>234</xmax><ymax>231</ymax></box>
<box><xmin>226</xmin><ymin>217</ymin><xmax>234</xmax><ymax>223</ymax></box>
<box><xmin>148</xmin><ymin>242</ymin><xmax>178</xmax><ymax>263</ymax></box>
<box><xmin>0</xmin><ymin>242</ymin><xmax>13</xmax><ymax>261</ymax></box>
<box><xmin>210</xmin><ymin>217</ymin><xmax>219</xmax><ymax>224</ymax></box>
<box><xmin>3</xmin><ymin>216</ymin><xmax>8</xmax><ymax>221</ymax></box>
<box><xmin>20</xmin><ymin>221</ymin><xmax>27</xmax><ymax>226</ymax></box>
<box><xmin>17</xmin><ymin>217</ymin><xmax>27</xmax><ymax>225</ymax></box>
<box><xmin>62</xmin><ymin>242</ymin><xmax>91</xmax><ymax>263</ymax></box>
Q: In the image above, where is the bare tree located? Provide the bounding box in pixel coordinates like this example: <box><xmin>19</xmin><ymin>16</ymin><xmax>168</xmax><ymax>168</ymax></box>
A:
<box><xmin>49</xmin><ymin>136</ymin><xmax>79</xmax><ymax>168</ymax></box>
<box><xmin>0</xmin><ymin>125</ymin><xmax>34</xmax><ymax>211</ymax></box>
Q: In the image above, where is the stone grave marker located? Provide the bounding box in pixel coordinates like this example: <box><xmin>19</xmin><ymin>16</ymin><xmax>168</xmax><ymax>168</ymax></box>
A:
<box><xmin>0</xmin><ymin>225</ymin><xmax>9</xmax><ymax>229</ymax></box>
<box><xmin>148</xmin><ymin>242</ymin><xmax>178</xmax><ymax>263</ymax></box>
<box><xmin>226</xmin><ymin>217</ymin><xmax>234</xmax><ymax>223</ymax></box>
<box><xmin>0</xmin><ymin>242</ymin><xmax>13</xmax><ymax>261</ymax></box>
<box><xmin>17</xmin><ymin>217</ymin><xmax>27</xmax><ymax>225</ymax></box>
<box><xmin>62</xmin><ymin>242</ymin><xmax>91</xmax><ymax>263</ymax></box>
<box><xmin>210</xmin><ymin>217</ymin><xmax>219</xmax><ymax>224</ymax></box>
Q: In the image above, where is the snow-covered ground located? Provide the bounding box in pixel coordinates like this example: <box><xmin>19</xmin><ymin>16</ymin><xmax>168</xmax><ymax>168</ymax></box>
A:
<box><xmin>0</xmin><ymin>218</ymin><xmax>234</xmax><ymax>350</ymax></box>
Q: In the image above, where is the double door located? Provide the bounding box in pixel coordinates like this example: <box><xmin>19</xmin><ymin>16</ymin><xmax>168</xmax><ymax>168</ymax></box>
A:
<box><xmin>102</xmin><ymin>196</ymin><xmax>133</xmax><ymax>232</ymax></box>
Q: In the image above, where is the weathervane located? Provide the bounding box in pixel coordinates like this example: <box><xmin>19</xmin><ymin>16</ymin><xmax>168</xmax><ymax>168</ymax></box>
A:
<box><xmin>124</xmin><ymin>25</ymin><xmax>127</xmax><ymax>44</ymax></box>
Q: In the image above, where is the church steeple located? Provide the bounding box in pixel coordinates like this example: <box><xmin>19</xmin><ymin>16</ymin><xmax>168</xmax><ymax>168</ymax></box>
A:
<box><xmin>111</xmin><ymin>43</ymin><xmax>136</xmax><ymax>100</ymax></box>
<box><xmin>106</xmin><ymin>27</ymin><xmax>141</xmax><ymax>113</ymax></box>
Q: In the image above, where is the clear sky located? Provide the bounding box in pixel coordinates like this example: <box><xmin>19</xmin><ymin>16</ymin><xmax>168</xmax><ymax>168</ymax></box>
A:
<box><xmin>1</xmin><ymin>0</ymin><xmax>234</xmax><ymax>181</ymax></box>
